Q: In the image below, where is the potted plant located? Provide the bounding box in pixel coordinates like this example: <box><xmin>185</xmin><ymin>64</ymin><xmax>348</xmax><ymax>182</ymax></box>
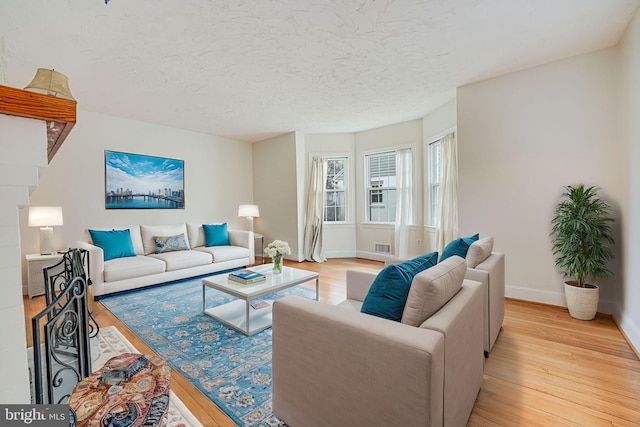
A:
<box><xmin>550</xmin><ymin>184</ymin><xmax>615</xmax><ymax>320</ymax></box>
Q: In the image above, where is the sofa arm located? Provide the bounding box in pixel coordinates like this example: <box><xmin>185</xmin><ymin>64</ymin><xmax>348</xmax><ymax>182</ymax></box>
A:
<box><xmin>272</xmin><ymin>296</ymin><xmax>445</xmax><ymax>427</ymax></box>
<box><xmin>345</xmin><ymin>267</ymin><xmax>380</xmax><ymax>301</ymax></box>
<box><xmin>467</xmin><ymin>252</ymin><xmax>505</xmax><ymax>353</ymax></box>
<box><xmin>73</xmin><ymin>241</ymin><xmax>105</xmax><ymax>297</ymax></box>
<box><xmin>227</xmin><ymin>230</ymin><xmax>255</xmax><ymax>264</ymax></box>
<box><xmin>420</xmin><ymin>280</ymin><xmax>484</xmax><ymax>427</ymax></box>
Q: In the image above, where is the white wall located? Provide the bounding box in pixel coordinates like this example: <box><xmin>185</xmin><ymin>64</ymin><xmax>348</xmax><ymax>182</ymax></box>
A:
<box><xmin>1</xmin><ymin>115</ymin><xmax>47</xmax><ymax>403</ymax></box>
<box><xmin>252</xmin><ymin>132</ymin><xmax>301</xmax><ymax>260</ymax></box>
<box><xmin>617</xmin><ymin>8</ymin><xmax>640</xmax><ymax>352</ymax></box>
<box><xmin>355</xmin><ymin>119</ymin><xmax>424</xmax><ymax>260</ymax></box>
<box><xmin>21</xmin><ymin>110</ymin><xmax>254</xmax><ymax>284</ymax></box>
<box><xmin>457</xmin><ymin>48</ymin><xmax>623</xmax><ymax>310</ymax></box>
<box><xmin>305</xmin><ymin>133</ymin><xmax>357</xmax><ymax>258</ymax></box>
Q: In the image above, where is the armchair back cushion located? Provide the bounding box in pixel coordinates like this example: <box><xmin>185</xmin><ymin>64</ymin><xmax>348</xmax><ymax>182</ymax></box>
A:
<box><xmin>402</xmin><ymin>255</ymin><xmax>467</xmax><ymax>327</ymax></box>
<box><xmin>360</xmin><ymin>252</ymin><xmax>438</xmax><ymax>321</ymax></box>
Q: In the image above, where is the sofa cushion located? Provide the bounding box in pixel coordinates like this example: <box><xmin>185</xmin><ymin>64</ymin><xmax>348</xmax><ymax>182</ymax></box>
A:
<box><xmin>440</xmin><ymin>233</ymin><xmax>479</xmax><ymax>262</ymax></box>
<box><xmin>186</xmin><ymin>223</ymin><xmax>206</xmax><ymax>248</ymax></box>
<box><xmin>194</xmin><ymin>245</ymin><xmax>250</xmax><ymax>262</ymax></box>
<box><xmin>140</xmin><ymin>224</ymin><xmax>187</xmax><ymax>255</ymax></box>
<box><xmin>103</xmin><ymin>255</ymin><xmax>166</xmax><ymax>282</ymax></box>
<box><xmin>466</xmin><ymin>236</ymin><xmax>494</xmax><ymax>268</ymax></box>
<box><xmin>360</xmin><ymin>252</ymin><xmax>438</xmax><ymax>321</ymax></box>
<box><xmin>153</xmin><ymin>233</ymin><xmax>190</xmax><ymax>253</ymax></box>
<box><xmin>89</xmin><ymin>229</ymin><xmax>137</xmax><ymax>261</ymax></box>
<box><xmin>148</xmin><ymin>250</ymin><xmax>212</xmax><ymax>271</ymax></box>
<box><xmin>401</xmin><ymin>256</ymin><xmax>466</xmax><ymax>327</ymax></box>
<box><xmin>203</xmin><ymin>223</ymin><xmax>231</xmax><ymax>246</ymax></box>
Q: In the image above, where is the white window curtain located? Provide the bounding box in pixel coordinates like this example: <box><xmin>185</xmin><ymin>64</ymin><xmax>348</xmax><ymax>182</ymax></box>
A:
<box><xmin>303</xmin><ymin>156</ymin><xmax>328</xmax><ymax>262</ymax></box>
<box><xmin>435</xmin><ymin>132</ymin><xmax>458</xmax><ymax>252</ymax></box>
<box><xmin>395</xmin><ymin>148</ymin><xmax>413</xmax><ymax>259</ymax></box>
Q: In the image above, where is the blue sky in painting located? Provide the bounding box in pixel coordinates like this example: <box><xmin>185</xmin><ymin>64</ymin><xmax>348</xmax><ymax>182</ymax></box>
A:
<box><xmin>105</xmin><ymin>151</ymin><xmax>184</xmax><ymax>194</ymax></box>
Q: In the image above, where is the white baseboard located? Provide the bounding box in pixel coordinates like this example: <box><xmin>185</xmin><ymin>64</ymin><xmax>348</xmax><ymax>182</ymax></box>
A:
<box><xmin>355</xmin><ymin>250</ymin><xmax>392</xmax><ymax>263</ymax></box>
<box><xmin>505</xmin><ymin>285</ymin><xmax>566</xmax><ymax>307</ymax></box>
<box><xmin>610</xmin><ymin>306</ymin><xmax>640</xmax><ymax>357</ymax></box>
<box><xmin>325</xmin><ymin>250</ymin><xmax>357</xmax><ymax>258</ymax></box>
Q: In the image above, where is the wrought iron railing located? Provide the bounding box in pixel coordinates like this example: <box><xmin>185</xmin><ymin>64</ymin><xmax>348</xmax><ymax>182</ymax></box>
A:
<box><xmin>30</xmin><ymin>248</ymin><xmax>100</xmax><ymax>404</ymax></box>
<box><xmin>31</xmin><ymin>274</ymin><xmax>91</xmax><ymax>404</ymax></box>
<box><xmin>43</xmin><ymin>248</ymin><xmax>99</xmax><ymax>337</ymax></box>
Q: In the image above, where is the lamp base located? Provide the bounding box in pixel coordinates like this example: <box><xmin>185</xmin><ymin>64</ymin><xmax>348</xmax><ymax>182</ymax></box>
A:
<box><xmin>39</xmin><ymin>227</ymin><xmax>55</xmax><ymax>255</ymax></box>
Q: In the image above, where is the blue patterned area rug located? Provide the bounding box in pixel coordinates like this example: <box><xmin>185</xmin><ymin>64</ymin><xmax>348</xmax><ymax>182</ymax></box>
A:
<box><xmin>99</xmin><ymin>275</ymin><xmax>315</xmax><ymax>427</ymax></box>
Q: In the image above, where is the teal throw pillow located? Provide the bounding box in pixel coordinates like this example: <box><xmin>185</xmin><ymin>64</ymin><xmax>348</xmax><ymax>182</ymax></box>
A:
<box><xmin>203</xmin><ymin>223</ymin><xmax>230</xmax><ymax>246</ymax></box>
<box><xmin>88</xmin><ymin>229</ymin><xmax>137</xmax><ymax>262</ymax></box>
<box><xmin>440</xmin><ymin>233</ymin><xmax>480</xmax><ymax>262</ymax></box>
<box><xmin>154</xmin><ymin>233</ymin><xmax>190</xmax><ymax>253</ymax></box>
<box><xmin>360</xmin><ymin>251</ymin><xmax>439</xmax><ymax>321</ymax></box>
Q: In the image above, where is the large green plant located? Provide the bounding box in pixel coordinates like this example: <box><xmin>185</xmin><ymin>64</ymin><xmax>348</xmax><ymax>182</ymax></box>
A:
<box><xmin>551</xmin><ymin>184</ymin><xmax>615</xmax><ymax>287</ymax></box>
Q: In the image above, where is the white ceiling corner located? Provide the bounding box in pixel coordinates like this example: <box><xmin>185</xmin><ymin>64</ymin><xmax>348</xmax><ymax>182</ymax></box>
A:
<box><xmin>0</xmin><ymin>0</ymin><xmax>638</xmax><ymax>142</ymax></box>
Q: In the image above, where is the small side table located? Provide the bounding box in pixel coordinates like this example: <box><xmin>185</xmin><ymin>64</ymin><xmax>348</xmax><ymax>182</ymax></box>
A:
<box><xmin>254</xmin><ymin>233</ymin><xmax>265</xmax><ymax>264</ymax></box>
<box><xmin>26</xmin><ymin>253</ymin><xmax>63</xmax><ymax>298</ymax></box>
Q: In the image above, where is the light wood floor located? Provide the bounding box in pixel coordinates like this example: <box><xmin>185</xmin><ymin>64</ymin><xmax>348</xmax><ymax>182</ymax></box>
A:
<box><xmin>23</xmin><ymin>258</ymin><xmax>640</xmax><ymax>426</ymax></box>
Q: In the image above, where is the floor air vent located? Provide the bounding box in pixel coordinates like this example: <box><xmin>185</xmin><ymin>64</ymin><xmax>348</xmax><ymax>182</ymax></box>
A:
<box><xmin>375</xmin><ymin>243</ymin><xmax>391</xmax><ymax>254</ymax></box>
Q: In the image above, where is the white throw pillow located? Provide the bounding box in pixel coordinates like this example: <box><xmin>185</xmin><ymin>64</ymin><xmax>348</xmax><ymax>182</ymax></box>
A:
<box><xmin>466</xmin><ymin>236</ymin><xmax>494</xmax><ymax>268</ymax></box>
<box><xmin>140</xmin><ymin>223</ymin><xmax>187</xmax><ymax>255</ymax></box>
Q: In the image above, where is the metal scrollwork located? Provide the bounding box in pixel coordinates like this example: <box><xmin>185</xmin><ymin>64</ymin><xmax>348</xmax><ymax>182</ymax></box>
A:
<box><xmin>31</xmin><ymin>248</ymin><xmax>95</xmax><ymax>404</ymax></box>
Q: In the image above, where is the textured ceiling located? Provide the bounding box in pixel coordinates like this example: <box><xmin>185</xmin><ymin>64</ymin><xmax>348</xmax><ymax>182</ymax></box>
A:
<box><xmin>1</xmin><ymin>0</ymin><xmax>638</xmax><ymax>142</ymax></box>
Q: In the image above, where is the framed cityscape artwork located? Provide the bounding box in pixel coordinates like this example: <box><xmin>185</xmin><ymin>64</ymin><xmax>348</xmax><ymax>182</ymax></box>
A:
<box><xmin>104</xmin><ymin>150</ymin><xmax>185</xmax><ymax>209</ymax></box>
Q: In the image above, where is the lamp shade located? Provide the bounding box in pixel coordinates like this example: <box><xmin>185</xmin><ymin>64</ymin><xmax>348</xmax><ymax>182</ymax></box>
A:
<box><xmin>238</xmin><ymin>204</ymin><xmax>260</xmax><ymax>218</ymax></box>
<box><xmin>24</xmin><ymin>68</ymin><xmax>75</xmax><ymax>100</ymax></box>
<box><xmin>28</xmin><ymin>206</ymin><xmax>64</xmax><ymax>227</ymax></box>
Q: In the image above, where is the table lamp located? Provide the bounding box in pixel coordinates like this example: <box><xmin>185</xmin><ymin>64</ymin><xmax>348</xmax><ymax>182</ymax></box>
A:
<box><xmin>28</xmin><ymin>206</ymin><xmax>64</xmax><ymax>254</ymax></box>
<box><xmin>238</xmin><ymin>204</ymin><xmax>259</xmax><ymax>234</ymax></box>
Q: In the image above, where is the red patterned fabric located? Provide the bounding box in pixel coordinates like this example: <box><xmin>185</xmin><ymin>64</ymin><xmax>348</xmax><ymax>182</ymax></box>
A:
<box><xmin>69</xmin><ymin>353</ymin><xmax>171</xmax><ymax>427</ymax></box>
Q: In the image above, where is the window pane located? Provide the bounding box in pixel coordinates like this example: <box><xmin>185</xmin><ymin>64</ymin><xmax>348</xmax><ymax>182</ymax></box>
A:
<box><xmin>368</xmin><ymin>188</ymin><xmax>396</xmax><ymax>222</ymax></box>
<box><xmin>327</xmin><ymin>159</ymin><xmax>345</xmax><ymax>190</ymax></box>
<box><xmin>366</xmin><ymin>151</ymin><xmax>399</xmax><ymax>223</ymax></box>
<box><xmin>324</xmin><ymin>157</ymin><xmax>348</xmax><ymax>222</ymax></box>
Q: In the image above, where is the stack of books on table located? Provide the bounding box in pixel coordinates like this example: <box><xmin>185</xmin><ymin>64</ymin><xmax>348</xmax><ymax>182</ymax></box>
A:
<box><xmin>228</xmin><ymin>269</ymin><xmax>266</xmax><ymax>284</ymax></box>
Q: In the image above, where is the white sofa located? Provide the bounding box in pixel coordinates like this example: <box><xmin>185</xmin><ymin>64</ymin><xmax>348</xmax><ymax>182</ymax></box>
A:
<box><xmin>75</xmin><ymin>223</ymin><xmax>253</xmax><ymax>298</ymax></box>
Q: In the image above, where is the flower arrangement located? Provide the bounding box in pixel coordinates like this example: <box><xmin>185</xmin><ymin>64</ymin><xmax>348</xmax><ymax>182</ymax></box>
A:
<box><xmin>265</xmin><ymin>240</ymin><xmax>291</xmax><ymax>274</ymax></box>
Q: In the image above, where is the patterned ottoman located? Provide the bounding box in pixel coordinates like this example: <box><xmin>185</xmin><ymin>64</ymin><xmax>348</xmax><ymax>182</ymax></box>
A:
<box><xmin>69</xmin><ymin>353</ymin><xmax>171</xmax><ymax>427</ymax></box>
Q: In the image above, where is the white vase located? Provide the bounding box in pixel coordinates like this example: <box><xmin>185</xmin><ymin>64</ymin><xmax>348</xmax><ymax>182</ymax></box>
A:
<box><xmin>564</xmin><ymin>282</ymin><xmax>599</xmax><ymax>320</ymax></box>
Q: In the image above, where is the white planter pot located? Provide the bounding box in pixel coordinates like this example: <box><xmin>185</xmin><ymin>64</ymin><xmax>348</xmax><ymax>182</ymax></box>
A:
<box><xmin>564</xmin><ymin>282</ymin><xmax>599</xmax><ymax>320</ymax></box>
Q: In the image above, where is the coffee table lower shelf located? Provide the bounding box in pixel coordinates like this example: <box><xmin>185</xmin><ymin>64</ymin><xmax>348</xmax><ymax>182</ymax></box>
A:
<box><xmin>202</xmin><ymin>264</ymin><xmax>319</xmax><ymax>336</ymax></box>
<box><xmin>203</xmin><ymin>299</ymin><xmax>273</xmax><ymax>336</ymax></box>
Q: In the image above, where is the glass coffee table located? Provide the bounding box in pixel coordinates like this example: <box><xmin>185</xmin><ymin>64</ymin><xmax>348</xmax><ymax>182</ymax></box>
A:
<box><xmin>202</xmin><ymin>263</ymin><xmax>319</xmax><ymax>336</ymax></box>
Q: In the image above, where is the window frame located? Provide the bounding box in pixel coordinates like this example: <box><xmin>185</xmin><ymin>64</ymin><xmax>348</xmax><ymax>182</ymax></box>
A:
<box><xmin>363</xmin><ymin>146</ymin><xmax>414</xmax><ymax>224</ymax></box>
<box><xmin>323</xmin><ymin>156</ymin><xmax>349</xmax><ymax>223</ymax></box>
<box><xmin>427</xmin><ymin>138</ymin><xmax>442</xmax><ymax>227</ymax></box>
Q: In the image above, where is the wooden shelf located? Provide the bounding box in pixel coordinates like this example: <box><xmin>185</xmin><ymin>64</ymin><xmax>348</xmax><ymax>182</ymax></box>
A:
<box><xmin>0</xmin><ymin>85</ymin><xmax>76</xmax><ymax>163</ymax></box>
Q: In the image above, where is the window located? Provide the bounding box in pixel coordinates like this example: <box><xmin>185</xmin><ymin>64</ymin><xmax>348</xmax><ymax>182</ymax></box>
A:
<box><xmin>366</xmin><ymin>151</ymin><xmax>397</xmax><ymax>223</ymax></box>
<box><xmin>324</xmin><ymin>157</ymin><xmax>347</xmax><ymax>222</ymax></box>
<box><xmin>429</xmin><ymin>140</ymin><xmax>442</xmax><ymax>226</ymax></box>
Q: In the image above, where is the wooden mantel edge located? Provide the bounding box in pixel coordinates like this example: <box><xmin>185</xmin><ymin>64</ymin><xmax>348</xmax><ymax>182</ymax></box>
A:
<box><xmin>0</xmin><ymin>84</ymin><xmax>77</xmax><ymax>163</ymax></box>
<box><xmin>0</xmin><ymin>84</ymin><xmax>76</xmax><ymax>123</ymax></box>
